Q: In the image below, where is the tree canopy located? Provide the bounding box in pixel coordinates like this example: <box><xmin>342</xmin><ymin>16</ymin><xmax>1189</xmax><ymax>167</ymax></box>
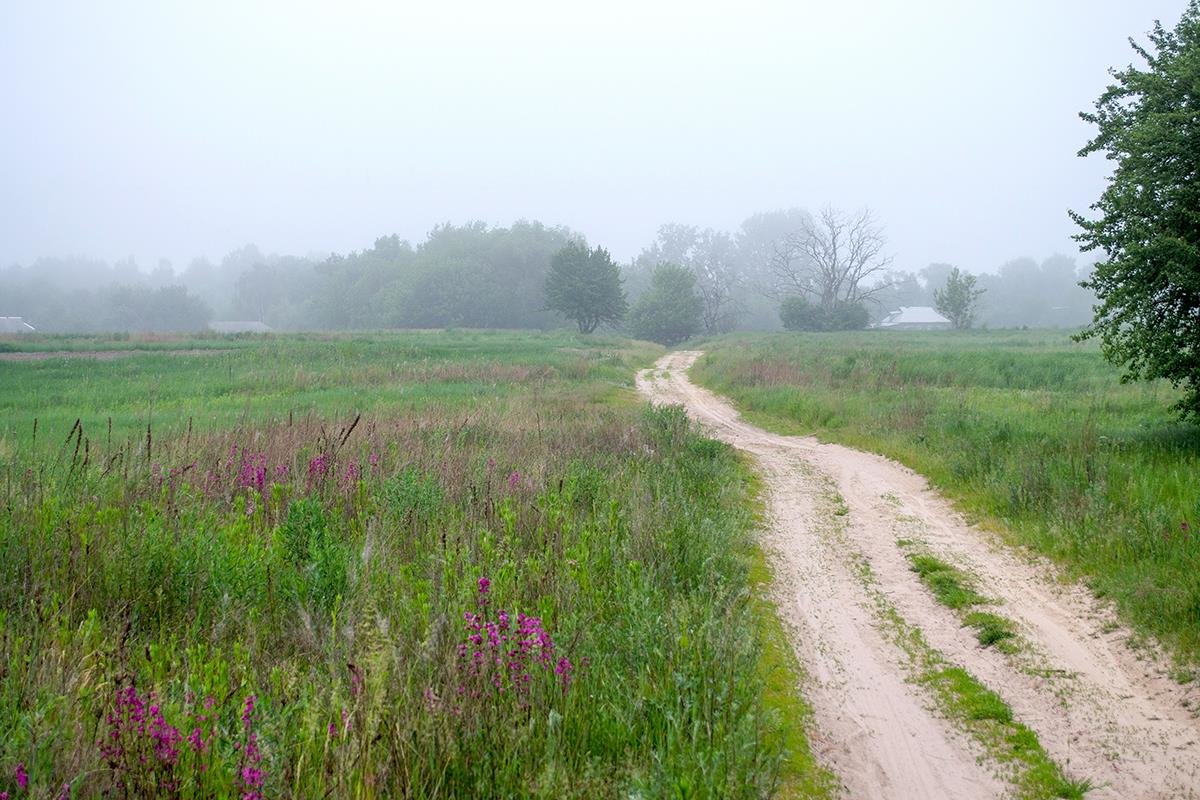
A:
<box><xmin>933</xmin><ymin>267</ymin><xmax>985</xmax><ymax>330</ymax></box>
<box><xmin>628</xmin><ymin>263</ymin><xmax>703</xmax><ymax>346</ymax></box>
<box><xmin>1072</xmin><ymin>2</ymin><xmax>1200</xmax><ymax>418</ymax></box>
<box><xmin>543</xmin><ymin>242</ymin><xmax>628</xmax><ymax>333</ymax></box>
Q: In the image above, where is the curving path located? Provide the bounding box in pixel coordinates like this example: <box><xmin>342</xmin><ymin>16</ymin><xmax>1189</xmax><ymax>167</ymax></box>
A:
<box><xmin>637</xmin><ymin>351</ymin><xmax>1200</xmax><ymax>800</ymax></box>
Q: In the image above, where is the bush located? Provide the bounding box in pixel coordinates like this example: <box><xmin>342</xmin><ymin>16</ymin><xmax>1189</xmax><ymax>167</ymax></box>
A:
<box><xmin>779</xmin><ymin>297</ymin><xmax>868</xmax><ymax>331</ymax></box>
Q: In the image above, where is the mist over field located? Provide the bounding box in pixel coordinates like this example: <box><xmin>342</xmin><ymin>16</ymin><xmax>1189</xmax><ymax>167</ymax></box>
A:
<box><xmin>3</xmin><ymin>3</ymin><xmax>1200</xmax><ymax>797</ymax></box>
<box><xmin>0</xmin><ymin>1</ymin><xmax>1185</xmax><ymax>333</ymax></box>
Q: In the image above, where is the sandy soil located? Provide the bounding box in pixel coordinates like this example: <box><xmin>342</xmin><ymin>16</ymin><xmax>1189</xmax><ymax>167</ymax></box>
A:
<box><xmin>637</xmin><ymin>351</ymin><xmax>1200</xmax><ymax>800</ymax></box>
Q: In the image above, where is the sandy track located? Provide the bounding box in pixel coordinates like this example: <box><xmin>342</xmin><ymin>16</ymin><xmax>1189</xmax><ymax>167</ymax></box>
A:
<box><xmin>637</xmin><ymin>351</ymin><xmax>1200</xmax><ymax>800</ymax></box>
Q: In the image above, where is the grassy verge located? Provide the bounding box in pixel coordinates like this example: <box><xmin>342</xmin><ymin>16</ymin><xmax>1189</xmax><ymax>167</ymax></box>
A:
<box><xmin>0</xmin><ymin>332</ymin><xmax>817</xmax><ymax>798</ymax></box>
<box><xmin>692</xmin><ymin>331</ymin><xmax>1200</xmax><ymax>665</ymax></box>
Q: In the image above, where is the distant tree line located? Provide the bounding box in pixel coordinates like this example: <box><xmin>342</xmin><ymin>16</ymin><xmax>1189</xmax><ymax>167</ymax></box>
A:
<box><xmin>1</xmin><ymin>214</ymin><xmax>1098</xmax><ymax>337</ymax></box>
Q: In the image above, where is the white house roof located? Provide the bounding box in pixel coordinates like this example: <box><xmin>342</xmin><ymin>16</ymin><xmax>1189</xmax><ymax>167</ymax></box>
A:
<box><xmin>0</xmin><ymin>316</ymin><xmax>36</xmax><ymax>333</ymax></box>
<box><xmin>878</xmin><ymin>306</ymin><xmax>951</xmax><ymax>326</ymax></box>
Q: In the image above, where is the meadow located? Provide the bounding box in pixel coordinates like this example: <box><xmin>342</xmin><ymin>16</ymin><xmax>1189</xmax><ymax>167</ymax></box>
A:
<box><xmin>0</xmin><ymin>331</ymin><xmax>825</xmax><ymax>799</ymax></box>
<box><xmin>692</xmin><ymin>330</ymin><xmax>1200</xmax><ymax>664</ymax></box>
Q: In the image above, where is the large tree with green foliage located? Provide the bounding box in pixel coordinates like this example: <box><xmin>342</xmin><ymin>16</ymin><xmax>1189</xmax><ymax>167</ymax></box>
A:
<box><xmin>544</xmin><ymin>242</ymin><xmax>628</xmax><ymax>333</ymax></box>
<box><xmin>1072</xmin><ymin>3</ymin><xmax>1200</xmax><ymax>418</ymax></box>
<box><xmin>933</xmin><ymin>267</ymin><xmax>985</xmax><ymax>330</ymax></box>
<box><xmin>629</xmin><ymin>263</ymin><xmax>703</xmax><ymax>346</ymax></box>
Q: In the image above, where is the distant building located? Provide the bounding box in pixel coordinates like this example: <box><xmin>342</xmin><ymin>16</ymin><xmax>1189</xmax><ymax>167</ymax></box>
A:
<box><xmin>209</xmin><ymin>321</ymin><xmax>273</xmax><ymax>334</ymax></box>
<box><xmin>0</xmin><ymin>316</ymin><xmax>36</xmax><ymax>333</ymax></box>
<box><xmin>874</xmin><ymin>306</ymin><xmax>952</xmax><ymax>330</ymax></box>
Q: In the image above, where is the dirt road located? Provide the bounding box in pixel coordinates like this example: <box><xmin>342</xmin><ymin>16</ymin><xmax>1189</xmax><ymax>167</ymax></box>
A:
<box><xmin>637</xmin><ymin>351</ymin><xmax>1200</xmax><ymax>799</ymax></box>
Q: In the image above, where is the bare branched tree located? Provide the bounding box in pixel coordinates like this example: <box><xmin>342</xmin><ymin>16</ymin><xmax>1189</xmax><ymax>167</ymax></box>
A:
<box><xmin>690</xmin><ymin>229</ymin><xmax>744</xmax><ymax>334</ymax></box>
<box><xmin>768</xmin><ymin>207</ymin><xmax>893</xmax><ymax>307</ymax></box>
<box><xmin>637</xmin><ymin>224</ymin><xmax>744</xmax><ymax>334</ymax></box>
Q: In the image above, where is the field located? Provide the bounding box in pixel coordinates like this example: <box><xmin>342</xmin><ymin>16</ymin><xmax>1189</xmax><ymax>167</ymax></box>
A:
<box><xmin>692</xmin><ymin>330</ymin><xmax>1200</xmax><ymax>663</ymax></box>
<box><xmin>0</xmin><ymin>332</ymin><xmax>827</xmax><ymax>799</ymax></box>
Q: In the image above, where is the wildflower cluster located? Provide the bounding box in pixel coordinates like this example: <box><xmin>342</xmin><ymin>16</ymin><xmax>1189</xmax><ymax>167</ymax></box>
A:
<box><xmin>96</xmin><ymin>684</ymin><xmax>264</xmax><ymax>799</ymax></box>
<box><xmin>0</xmin><ymin>763</ymin><xmax>28</xmax><ymax>800</ymax></box>
<box><xmin>196</xmin><ymin>445</ymin><xmax>282</xmax><ymax>498</ymax></box>
<box><xmin>238</xmin><ymin>695</ymin><xmax>265</xmax><ymax>800</ymax></box>
<box><xmin>100</xmin><ymin>685</ymin><xmax>195</xmax><ymax>793</ymax></box>
<box><xmin>453</xmin><ymin>577</ymin><xmax>574</xmax><ymax>707</ymax></box>
<box><xmin>307</xmin><ymin>453</ymin><xmax>329</xmax><ymax>482</ymax></box>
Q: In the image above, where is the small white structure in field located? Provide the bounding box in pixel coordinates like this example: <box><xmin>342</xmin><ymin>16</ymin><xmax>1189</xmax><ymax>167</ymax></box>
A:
<box><xmin>875</xmin><ymin>306</ymin><xmax>952</xmax><ymax>330</ymax></box>
<box><xmin>209</xmin><ymin>321</ymin><xmax>272</xmax><ymax>333</ymax></box>
<box><xmin>0</xmin><ymin>316</ymin><xmax>36</xmax><ymax>333</ymax></box>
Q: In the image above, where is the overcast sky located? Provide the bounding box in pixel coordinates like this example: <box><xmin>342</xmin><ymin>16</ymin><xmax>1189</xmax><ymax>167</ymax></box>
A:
<box><xmin>0</xmin><ymin>0</ymin><xmax>1188</xmax><ymax>273</ymax></box>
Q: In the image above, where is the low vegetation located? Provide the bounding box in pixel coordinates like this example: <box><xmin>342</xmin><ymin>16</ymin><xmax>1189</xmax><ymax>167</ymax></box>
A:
<box><xmin>0</xmin><ymin>332</ymin><xmax>824</xmax><ymax>798</ymax></box>
<box><xmin>693</xmin><ymin>331</ymin><xmax>1200</xmax><ymax>662</ymax></box>
<box><xmin>904</xmin><ymin>550</ymin><xmax>1017</xmax><ymax>650</ymax></box>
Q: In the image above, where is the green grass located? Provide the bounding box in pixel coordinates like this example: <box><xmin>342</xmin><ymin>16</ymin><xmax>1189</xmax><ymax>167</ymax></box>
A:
<box><xmin>907</xmin><ymin>553</ymin><xmax>987</xmax><ymax>610</ymax></box>
<box><xmin>965</xmin><ymin>611</ymin><xmax>1018</xmax><ymax>648</ymax></box>
<box><xmin>692</xmin><ymin>330</ymin><xmax>1200</xmax><ymax>663</ymax></box>
<box><xmin>902</xmin><ymin>550</ymin><xmax>1019</xmax><ymax>650</ymax></box>
<box><xmin>922</xmin><ymin>668</ymin><xmax>1090</xmax><ymax>799</ymax></box>
<box><xmin>0</xmin><ymin>330</ymin><xmax>651</xmax><ymax>451</ymax></box>
<box><xmin>0</xmin><ymin>331</ymin><xmax>828</xmax><ymax>798</ymax></box>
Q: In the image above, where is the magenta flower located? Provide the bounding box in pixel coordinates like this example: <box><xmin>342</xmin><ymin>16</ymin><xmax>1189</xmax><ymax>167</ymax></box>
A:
<box><xmin>340</xmin><ymin>461</ymin><xmax>360</xmax><ymax>491</ymax></box>
<box><xmin>507</xmin><ymin>471</ymin><xmax>520</xmax><ymax>490</ymax></box>
<box><xmin>555</xmin><ymin>657</ymin><xmax>574</xmax><ymax>690</ymax></box>
<box><xmin>308</xmin><ymin>453</ymin><xmax>329</xmax><ymax>480</ymax></box>
<box><xmin>478</xmin><ymin>576</ymin><xmax>491</xmax><ymax>595</ymax></box>
<box><xmin>241</xmin><ymin>695</ymin><xmax>256</xmax><ymax>729</ymax></box>
<box><xmin>14</xmin><ymin>764</ymin><xmax>27</xmax><ymax>789</ymax></box>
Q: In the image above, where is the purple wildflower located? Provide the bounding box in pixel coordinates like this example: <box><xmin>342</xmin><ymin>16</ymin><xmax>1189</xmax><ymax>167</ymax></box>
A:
<box><xmin>340</xmin><ymin>461</ymin><xmax>360</xmax><ymax>490</ymax></box>
<box><xmin>308</xmin><ymin>453</ymin><xmax>329</xmax><ymax>480</ymax></box>
<box><xmin>241</xmin><ymin>695</ymin><xmax>256</xmax><ymax>729</ymax></box>
<box><xmin>14</xmin><ymin>764</ymin><xmax>27</xmax><ymax>790</ymax></box>
<box><xmin>556</xmin><ymin>657</ymin><xmax>573</xmax><ymax>690</ymax></box>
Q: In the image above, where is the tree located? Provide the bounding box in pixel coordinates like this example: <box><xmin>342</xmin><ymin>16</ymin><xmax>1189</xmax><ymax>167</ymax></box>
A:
<box><xmin>634</xmin><ymin>224</ymin><xmax>744</xmax><ymax>334</ymax></box>
<box><xmin>1072</xmin><ymin>3</ymin><xmax>1200</xmax><ymax>418</ymax></box>
<box><xmin>544</xmin><ymin>242</ymin><xmax>628</xmax><ymax>333</ymax></box>
<box><xmin>933</xmin><ymin>267</ymin><xmax>985</xmax><ymax>330</ymax></box>
<box><xmin>768</xmin><ymin>206</ymin><xmax>893</xmax><ymax>309</ymax></box>
<box><xmin>628</xmin><ymin>263</ymin><xmax>703</xmax><ymax>346</ymax></box>
<box><xmin>779</xmin><ymin>296</ymin><xmax>869</xmax><ymax>331</ymax></box>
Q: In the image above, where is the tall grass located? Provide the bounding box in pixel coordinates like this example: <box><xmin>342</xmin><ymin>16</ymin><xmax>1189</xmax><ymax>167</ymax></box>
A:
<box><xmin>693</xmin><ymin>331</ymin><xmax>1200</xmax><ymax>662</ymax></box>
<box><xmin>0</xmin><ymin>333</ymin><xmax>819</xmax><ymax>798</ymax></box>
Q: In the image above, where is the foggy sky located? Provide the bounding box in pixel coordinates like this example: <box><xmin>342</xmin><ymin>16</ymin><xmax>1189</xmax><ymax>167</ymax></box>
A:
<box><xmin>0</xmin><ymin>1</ymin><xmax>1188</xmax><ymax>273</ymax></box>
